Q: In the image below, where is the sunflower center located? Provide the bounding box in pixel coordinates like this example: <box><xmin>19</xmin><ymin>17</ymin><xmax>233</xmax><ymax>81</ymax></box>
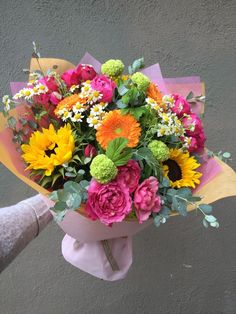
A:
<box><xmin>163</xmin><ymin>159</ymin><xmax>182</xmax><ymax>182</ymax></box>
<box><xmin>45</xmin><ymin>144</ymin><xmax>58</xmax><ymax>157</ymax></box>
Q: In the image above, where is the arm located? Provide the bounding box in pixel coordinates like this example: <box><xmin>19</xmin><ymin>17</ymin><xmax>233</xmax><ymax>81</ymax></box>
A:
<box><xmin>0</xmin><ymin>194</ymin><xmax>53</xmax><ymax>273</ymax></box>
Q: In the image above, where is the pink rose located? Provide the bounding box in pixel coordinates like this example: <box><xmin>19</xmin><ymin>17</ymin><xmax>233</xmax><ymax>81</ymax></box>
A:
<box><xmin>85</xmin><ymin>179</ymin><xmax>132</xmax><ymax>225</ymax></box>
<box><xmin>134</xmin><ymin>177</ymin><xmax>161</xmax><ymax>223</ymax></box>
<box><xmin>61</xmin><ymin>69</ymin><xmax>80</xmax><ymax>87</ymax></box>
<box><xmin>76</xmin><ymin>64</ymin><xmax>97</xmax><ymax>81</ymax></box>
<box><xmin>91</xmin><ymin>75</ymin><xmax>116</xmax><ymax>103</ymax></box>
<box><xmin>39</xmin><ymin>76</ymin><xmax>58</xmax><ymax>92</ymax></box>
<box><xmin>84</xmin><ymin>144</ymin><xmax>97</xmax><ymax>158</ymax></box>
<box><xmin>117</xmin><ymin>160</ymin><xmax>141</xmax><ymax>193</ymax></box>
<box><xmin>182</xmin><ymin>113</ymin><xmax>204</xmax><ymax>136</ymax></box>
<box><xmin>171</xmin><ymin>94</ymin><xmax>191</xmax><ymax>117</ymax></box>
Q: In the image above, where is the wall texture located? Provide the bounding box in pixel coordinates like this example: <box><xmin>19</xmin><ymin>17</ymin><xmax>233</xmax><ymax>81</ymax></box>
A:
<box><xmin>0</xmin><ymin>0</ymin><xmax>236</xmax><ymax>313</ymax></box>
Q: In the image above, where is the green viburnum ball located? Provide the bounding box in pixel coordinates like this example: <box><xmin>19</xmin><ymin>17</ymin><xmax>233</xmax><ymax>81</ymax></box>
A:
<box><xmin>148</xmin><ymin>140</ymin><xmax>170</xmax><ymax>162</ymax></box>
<box><xmin>90</xmin><ymin>154</ymin><xmax>118</xmax><ymax>184</ymax></box>
<box><xmin>101</xmin><ymin>59</ymin><xmax>125</xmax><ymax>77</ymax></box>
<box><xmin>131</xmin><ymin>72</ymin><xmax>150</xmax><ymax>92</ymax></box>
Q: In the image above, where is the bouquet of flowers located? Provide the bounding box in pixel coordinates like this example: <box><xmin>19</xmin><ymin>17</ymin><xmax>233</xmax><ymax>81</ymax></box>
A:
<box><xmin>0</xmin><ymin>45</ymin><xmax>236</xmax><ymax>280</ymax></box>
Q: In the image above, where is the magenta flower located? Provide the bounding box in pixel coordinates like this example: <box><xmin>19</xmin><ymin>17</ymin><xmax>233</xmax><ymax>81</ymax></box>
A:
<box><xmin>76</xmin><ymin>64</ymin><xmax>97</xmax><ymax>81</ymax></box>
<box><xmin>85</xmin><ymin>179</ymin><xmax>132</xmax><ymax>225</ymax></box>
<box><xmin>61</xmin><ymin>69</ymin><xmax>80</xmax><ymax>88</ymax></box>
<box><xmin>171</xmin><ymin>94</ymin><xmax>191</xmax><ymax>117</ymax></box>
<box><xmin>84</xmin><ymin>144</ymin><xmax>97</xmax><ymax>158</ymax></box>
<box><xmin>182</xmin><ymin>113</ymin><xmax>204</xmax><ymax>136</ymax></box>
<box><xmin>33</xmin><ymin>94</ymin><xmax>50</xmax><ymax>105</ymax></box>
<box><xmin>91</xmin><ymin>75</ymin><xmax>116</xmax><ymax>103</ymax></box>
<box><xmin>134</xmin><ymin>177</ymin><xmax>161</xmax><ymax>223</ymax></box>
<box><xmin>49</xmin><ymin>91</ymin><xmax>62</xmax><ymax>105</ymax></box>
<box><xmin>117</xmin><ymin>160</ymin><xmax>141</xmax><ymax>193</ymax></box>
<box><xmin>39</xmin><ymin>76</ymin><xmax>58</xmax><ymax>92</ymax></box>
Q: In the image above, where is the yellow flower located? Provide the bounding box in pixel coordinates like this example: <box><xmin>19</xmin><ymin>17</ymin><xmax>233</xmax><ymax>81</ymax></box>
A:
<box><xmin>21</xmin><ymin>124</ymin><xmax>75</xmax><ymax>176</ymax></box>
<box><xmin>163</xmin><ymin>149</ymin><xmax>202</xmax><ymax>188</ymax></box>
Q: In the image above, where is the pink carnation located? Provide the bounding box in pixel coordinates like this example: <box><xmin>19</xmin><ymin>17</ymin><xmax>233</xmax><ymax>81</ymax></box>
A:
<box><xmin>85</xmin><ymin>179</ymin><xmax>132</xmax><ymax>226</ymax></box>
<box><xmin>134</xmin><ymin>177</ymin><xmax>161</xmax><ymax>223</ymax></box>
<box><xmin>50</xmin><ymin>91</ymin><xmax>62</xmax><ymax>105</ymax></box>
<box><xmin>117</xmin><ymin>160</ymin><xmax>141</xmax><ymax>193</ymax></box>
<box><xmin>188</xmin><ymin>132</ymin><xmax>206</xmax><ymax>153</ymax></box>
<box><xmin>171</xmin><ymin>94</ymin><xmax>191</xmax><ymax>117</ymax></box>
<box><xmin>61</xmin><ymin>69</ymin><xmax>80</xmax><ymax>87</ymax></box>
<box><xmin>91</xmin><ymin>75</ymin><xmax>116</xmax><ymax>103</ymax></box>
<box><xmin>76</xmin><ymin>64</ymin><xmax>97</xmax><ymax>81</ymax></box>
<box><xmin>84</xmin><ymin>144</ymin><xmax>97</xmax><ymax>158</ymax></box>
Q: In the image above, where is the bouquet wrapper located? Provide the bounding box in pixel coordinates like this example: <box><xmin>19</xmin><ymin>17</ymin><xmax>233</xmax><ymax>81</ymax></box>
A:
<box><xmin>0</xmin><ymin>54</ymin><xmax>236</xmax><ymax>280</ymax></box>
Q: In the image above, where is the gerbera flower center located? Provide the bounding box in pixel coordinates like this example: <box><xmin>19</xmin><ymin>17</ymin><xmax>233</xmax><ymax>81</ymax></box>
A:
<box><xmin>163</xmin><ymin>159</ymin><xmax>182</xmax><ymax>182</ymax></box>
<box><xmin>115</xmin><ymin>127</ymin><xmax>122</xmax><ymax>134</ymax></box>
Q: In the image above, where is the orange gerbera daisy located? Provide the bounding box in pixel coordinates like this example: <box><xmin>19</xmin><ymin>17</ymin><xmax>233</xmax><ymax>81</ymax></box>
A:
<box><xmin>96</xmin><ymin>110</ymin><xmax>141</xmax><ymax>149</ymax></box>
<box><xmin>147</xmin><ymin>82</ymin><xmax>163</xmax><ymax>102</ymax></box>
<box><xmin>55</xmin><ymin>94</ymin><xmax>87</xmax><ymax>115</ymax></box>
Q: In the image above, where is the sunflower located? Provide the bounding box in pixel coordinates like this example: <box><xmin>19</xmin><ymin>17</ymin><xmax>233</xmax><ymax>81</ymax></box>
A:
<box><xmin>96</xmin><ymin>110</ymin><xmax>141</xmax><ymax>149</ymax></box>
<box><xmin>21</xmin><ymin>124</ymin><xmax>75</xmax><ymax>176</ymax></box>
<box><xmin>163</xmin><ymin>148</ymin><xmax>202</xmax><ymax>188</ymax></box>
<box><xmin>55</xmin><ymin>94</ymin><xmax>87</xmax><ymax>116</ymax></box>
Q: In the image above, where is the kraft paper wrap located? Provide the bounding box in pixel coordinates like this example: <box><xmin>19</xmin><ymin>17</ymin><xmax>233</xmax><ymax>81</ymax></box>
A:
<box><xmin>0</xmin><ymin>54</ymin><xmax>236</xmax><ymax>240</ymax></box>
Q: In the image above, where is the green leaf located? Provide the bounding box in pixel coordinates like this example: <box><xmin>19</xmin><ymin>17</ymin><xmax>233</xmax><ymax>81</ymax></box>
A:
<box><xmin>203</xmin><ymin>218</ymin><xmax>209</xmax><ymax>228</ymax></box>
<box><xmin>49</xmin><ymin>191</ymin><xmax>58</xmax><ymax>202</ymax></box>
<box><xmin>176</xmin><ymin>188</ymin><xmax>192</xmax><ymax>199</ymax></box>
<box><xmin>51</xmin><ymin>173</ymin><xmax>61</xmax><ymax>186</ymax></box>
<box><xmin>116</xmin><ymin>99</ymin><xmax>128</xmax><ymax>109</ymax></box>
<box><xmin>7</xmin><ymin>116</ymin><xmax>16</xmax><ymax>128</ymax></box>
<box><xmin>66</xmin><ymin>193</ymin><xmax>82</xmax><ymax>209</ymax></box>
<box><xmin>64</xmin><ymin>181</ymin><xmax>81</xmax><ymax>194</ymax></box>
<box><xmin>188</xmin><ymin>196</ymin><xmax>202</xmax><ymax>202</ymax></box>
<box><xmin>65</xmin><ymin>172</ymin><xmax>77</xmax><ymax>178</ymax></box>
<box><xmin>106</xmin><ymin>137</ymin><xmax>128</xmax><ymax>161</ymax></box>
<box><xmin>210</xmin><ymin>221</ymin><xmax>219</xmax><ymax>228</ymax></box>
<box><xmin>118</xmin><ymin>85</ymin><xmax>129</xmax><ymax>96</ymax></box>
<box><xmin>154</xmin><ymin>215</ymin><xmax>162</xmax><ymax>227</ymax></box>
<box><xmin>53</xmin><ymin>201</ymin><xmax>67</xmax><ymax>212</ymax></box>
<box><xmin>222</xmin><ymin>152</ymin><xmax>231</xmax><ymax>159</ymax></box>
<box><xmin>205</xmin><ymin>215</ymin><xmax>217</xmax><ymax>223</ymax></box>
<box><xmin>54</xmin><ymin>210</ymin><xmax>67</xmax><ymax>222</ymax></box>
<box><xmin>186</xmin><ymin>91</ymin><xmax>194</xmax><ymax>100</ymax></box>
<box><xmin>198</xmin><ymin>204</ymin><xmax>212</xmax><ymax>214</ymax></box>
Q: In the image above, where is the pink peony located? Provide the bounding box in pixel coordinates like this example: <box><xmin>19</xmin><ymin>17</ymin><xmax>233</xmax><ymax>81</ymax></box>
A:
<box><xmin>182</xmin><ymin>113</ymin><xmax>204</xmax><ymax>136</ymax></box>
<box><xmin>84</xmin><ymin>144</ymin><xmax>97</xmax><ymax>158</ymax></box>
<box><xmin>171</xmin><ymin>94</ymin><xmax>191</xmax><ymax>117</ymax></box>
<box><xmin>39</xmin><ymin>76</ymin><xmax>58</xmax><ymax>92</ymax></box>
<box><xmin>61</xmin><ymin>69</ymin><xmax>80</xmax><ymax>87</ymax></box>
<box><xmin>85</xmin><ymin>179</ymin><xmax>132</xmax><ymax>225</ymax></box>
<box><xmin>76</xmin><ymin>64</ymin><xmax>97</xmax><ymax>81</ymax></box>
<box><xmin>134</xmin><ymin>177</ymin><xmax>161</xmax><ymax>223</ymax></box>
<box><xmin>117</xmin><ymin>160</ymin><xmax>141</xmax><ymax>193</ymax></box>
<box><xmin>91</xmin><ymin>75</ymin><xmax>116</xmax><ymax>103</ymax></box>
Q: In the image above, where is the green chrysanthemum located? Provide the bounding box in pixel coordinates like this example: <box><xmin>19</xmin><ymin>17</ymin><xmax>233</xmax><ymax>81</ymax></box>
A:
<box><xmin>90</xmin><ymin>154</ymin><xmax>118</xmax><ymax>184</ymax></box>
<box><xmin>101</xmin><ymin>59</ymin><xmax>124</xmax><ymax>77</ymax></box>
<box><xmin>148</xmin><ymin>140</ymin><xmax>170</xmax><ymax>162</ymax></box>
<box><xmin>131</xmin><ymin>72</ymin><xmax>150</xmax><ymax>92</ymax></box>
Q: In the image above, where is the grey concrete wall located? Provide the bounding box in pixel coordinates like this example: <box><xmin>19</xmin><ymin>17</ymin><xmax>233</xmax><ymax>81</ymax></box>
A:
<box><xmin>0</xmin><ymin>0</ymin><xmax>236</xmax><ymax>313</ymax></box>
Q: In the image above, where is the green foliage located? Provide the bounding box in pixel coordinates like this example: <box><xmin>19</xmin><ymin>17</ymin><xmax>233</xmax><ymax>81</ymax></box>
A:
<box><xmin>49</xmin><ymin>180</ymin><xmax>89</xmax><ymax>222</ymax></box>
<box><xmin>121</xmin><ymin>106</ymin><xmax>146</xmax><ymax>120</ymax></box>
<box><xmin>106</xmin><ymin>137</ymin><xmax>133</xmax><ymax>166</ymax></box>
<box><xmin>133</xmin><ymin>147</ymin><xmax>161</xmax><ymax>179</ymax></box>
<box><xmin>128</xmin><ymin>58</ymin><xmax>144</xmax><ymax>75</ymax></box>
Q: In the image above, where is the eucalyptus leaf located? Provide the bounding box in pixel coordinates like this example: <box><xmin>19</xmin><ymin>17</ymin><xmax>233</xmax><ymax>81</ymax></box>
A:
<box><xmin>205</xmin><ymin>215</ymin><xmax>217</xmax><ymax>223</ymax></box>
<box><xmin>202</xmin><ymin>218</ymin><xmax>209</xmax><ymax>228</ymax></box>
<box><xmin>198</xmin><ymin>204</ymin><xmax>212</xmax><ymax>214</ymax></box>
